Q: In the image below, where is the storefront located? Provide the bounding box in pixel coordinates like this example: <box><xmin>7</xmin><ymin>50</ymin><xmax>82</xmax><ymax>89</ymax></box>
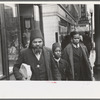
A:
<box><xmin>0</xmin><ymin>4</ymin><xmax>43</xmax><ymax>80</ymax></box>
<box><xmin>42</xmin><ymin>4</ymin><xmax>78</xmax><ymax>48</ymax></box>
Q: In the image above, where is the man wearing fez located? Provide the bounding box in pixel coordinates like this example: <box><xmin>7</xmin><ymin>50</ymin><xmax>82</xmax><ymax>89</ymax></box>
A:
<box><xmin>13</xmin><ymin>29</ymin><xmax>61</xmax><ymax>80</ymax></box>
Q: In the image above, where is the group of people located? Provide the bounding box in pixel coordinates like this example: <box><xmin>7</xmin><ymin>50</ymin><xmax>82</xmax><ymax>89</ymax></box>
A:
<box><xmin>13</xmin><ymin>29</ymin><xmax>93</xmax><ymax>81</ymax></box>
<box><xmin>61</xmin><ymin>31</ymin><xmax>93</xmax><ymax>56</ymax></box>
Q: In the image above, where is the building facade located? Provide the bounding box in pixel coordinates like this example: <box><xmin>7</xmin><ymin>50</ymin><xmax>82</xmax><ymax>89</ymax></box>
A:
<box><xmin>42</xmin><ymin>4</ymin><xmax>80</xmax><ymax>48</ymax></box>
<box><xmin>77</xmin><ymin>4</ymin><xmax>89</xmax><ymax>33</ymax></box>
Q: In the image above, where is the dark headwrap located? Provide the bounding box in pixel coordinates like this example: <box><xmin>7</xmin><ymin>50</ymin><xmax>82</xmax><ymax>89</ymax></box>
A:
<box><xmin>52</xmin><ymin>42</ymin><xmax>61</xmax><ymax>52</ymax></box>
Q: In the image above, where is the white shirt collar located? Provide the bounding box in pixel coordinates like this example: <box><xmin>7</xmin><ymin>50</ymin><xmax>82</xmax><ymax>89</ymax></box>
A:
<box><xmin>32</xmin><ymin>49</ymin><xmax>42</xmax><ymax>60</ymax></box>
<box><xmin>35</xmin><ymin>52</ymin><xmax>41</xmax><ymax>61</ymax></box>
<box><xmin>54</xmin><ymin>57</ymin><xmax>60</xmax><ymax>62</ymax></box>
<box><xmin>72</xmin><ymin>43</ymin><xmax>80</xmax><ymax>48</ymax></box>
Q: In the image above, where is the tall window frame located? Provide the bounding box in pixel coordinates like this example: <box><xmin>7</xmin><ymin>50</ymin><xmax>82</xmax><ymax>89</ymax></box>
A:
<box><xmin>0</xmin><ymin>4</ymin><xmax>21</xmax><ymax>80</ymax></box>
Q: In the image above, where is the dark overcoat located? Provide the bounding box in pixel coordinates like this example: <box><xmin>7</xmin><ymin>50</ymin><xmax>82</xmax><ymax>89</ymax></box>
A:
<box><xmin>51</xmin><ymin>58</ymin><xmax>73</xmax><ymax>80</ymax></box>
<box><xmin>13</xmin><ymin>46</ymin><xmax>61</xmax><ymax>80</ymax></box>
<box><xmin>62</xmin><ymin>43</ymin><xmax>93</xmax><ymax>81</ymax></box>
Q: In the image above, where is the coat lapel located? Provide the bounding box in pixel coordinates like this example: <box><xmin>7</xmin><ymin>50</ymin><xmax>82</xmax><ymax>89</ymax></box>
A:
<box><xmin>80</xmin><ymin>44</ymin><xmax>87</xmax><ymax>57</ymax></box>
<box><xmin>80</xmin><ymin>44</ymin><xmax>92</xmax><ymax>70</ymax></box>
<box><xmin>43</xmin><ymin>47</ymin><xmax>52</xmax><ymax>80</ymax></box>
<box><xmin>67</xmin><ymin>44</ymin><xmax>74</xmax><ymax>79</ymax></box>
<box><xmin>28</xmin><ymin>49</ymin><xmax>37</xmax><ymax>71</ymax></box>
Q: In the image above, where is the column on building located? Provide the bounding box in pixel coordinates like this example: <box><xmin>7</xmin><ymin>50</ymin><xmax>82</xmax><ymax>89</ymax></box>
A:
<box><xmin>33</xmin><ymin>5</ymin><xmax>40</xmax><ymax>29</ymax></box>
<box><xmin>93</xmin><ymin>5</ymin><xmax>100</xmax><ymax>80</ymax></box>
<box><xmin>42</xmin><ymin>5</ymin><xmax>60</xmax><ymax>48</ymax></box>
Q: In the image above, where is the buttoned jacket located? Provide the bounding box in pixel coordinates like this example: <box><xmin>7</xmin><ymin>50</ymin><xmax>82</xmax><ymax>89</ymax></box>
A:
<box><xmin>13</xmin><ymin>46</ymin><xmax>61</xmax><ymax>80</ymax></box>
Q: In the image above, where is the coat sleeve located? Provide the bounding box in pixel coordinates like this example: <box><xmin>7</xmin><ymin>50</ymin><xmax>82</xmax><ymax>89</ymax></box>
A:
<box><xmin>61</xmin><ymin>47</ymin><xmax>73</xmax><ymax>80</ymax></box>
<box><xmin>84</xmin><ymin>45</ymin><xmax>92</xmax><ymax>69</ymax></box>
<box><xmin>85</xmin><ymin>46</ymin><xmax>93</xmax><ymax>80</ymax></box>
<box><xmin>82</xmin><ymin>44</ymin><xmax>93</xmax><ymax>80</ymax></box>
<box><xmin>64</xmin><ymin>60</ymin><xmax>73</xmax><ymax>80</ymax></box>
<box><xmin>13</xmin><ymin>51</ymin><xmax>24</xmax><ymax>80</ymax></box>
<box><xmin>61</xmin><ymin>47</ymin><xmax>70</xmax><ymax>66</ymax></box>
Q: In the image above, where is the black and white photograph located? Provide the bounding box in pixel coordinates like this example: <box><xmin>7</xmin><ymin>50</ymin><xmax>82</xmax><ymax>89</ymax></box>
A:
<box><xmin>0</xmin><ymin>1</ymin><xmax>100</xmax><ymax>98</ymax></box>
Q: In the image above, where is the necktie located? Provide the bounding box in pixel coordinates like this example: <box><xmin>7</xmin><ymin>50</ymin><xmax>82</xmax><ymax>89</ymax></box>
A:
<box><xmin>57</xmin><ymin>61</ymin><xmax>59</xmax><ymax>68</ymax></box>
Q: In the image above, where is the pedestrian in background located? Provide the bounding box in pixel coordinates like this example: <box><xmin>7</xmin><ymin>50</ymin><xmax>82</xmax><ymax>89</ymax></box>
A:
<box><xmin>62</xmin><ymin>31</ymin><xmax>93</xmax><ymax>81</ymax></box>
<box><xmin>83</xmin><ymin>31</ymin><xmax>92</xmax><ymax>56</ymax></box>
<box><xmin>61</xmin><ymin>34</ymin><xmax>71</xmax><ymax>51</ymax></box>
<box><xmin>13</xmin><ymin>29</ymin><xmax>61</xmax><ymax>80</ymax></box>
<box><xmin>52</xmin><ymin>42</ymin><xmax>72</xmax><ymax>80</ymax></box>
<box><xmin>22</xmin><ymin>29</ymin><xmax>31</xmax><ymax>48</ymax></box>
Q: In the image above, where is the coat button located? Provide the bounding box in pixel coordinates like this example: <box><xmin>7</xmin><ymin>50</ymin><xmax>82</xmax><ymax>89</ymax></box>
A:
<box><xmin>37</xmin><ymin>65</ymin><xmax>40</xmax><ymax>68</ymax></box>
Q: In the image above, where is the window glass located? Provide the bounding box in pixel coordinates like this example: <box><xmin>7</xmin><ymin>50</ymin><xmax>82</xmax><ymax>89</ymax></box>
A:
<box><xmin>0</xmin><ymin>34</ymin><xmax>3</xmax><ymax>76</ymax></box>
<box><xmin>4</xmin><ymin>4</ymin><xmax>20</xmax><ymax>73</ymax></box>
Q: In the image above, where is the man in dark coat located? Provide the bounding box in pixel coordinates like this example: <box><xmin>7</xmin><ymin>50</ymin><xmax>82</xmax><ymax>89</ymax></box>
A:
<box><xmin>62</xmin><ymin>31</ymin><xmax>93</xmax><ymax>81</ymax></box>
<box><xmin>13</xmin><ymin>29</ymin><xmax>61</xmax><ymax>80</ymax></box>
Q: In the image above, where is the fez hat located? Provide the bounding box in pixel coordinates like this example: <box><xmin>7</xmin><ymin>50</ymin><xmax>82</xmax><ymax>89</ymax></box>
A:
<box><xmin>52</xmin><ymin>42</ymin><xmax>61</xmax><ymax>52</ymax></box>
<box><xmin>30</xmin><ymin>29</ymin><xmax>43</xmax><ymax>41</ymax></box>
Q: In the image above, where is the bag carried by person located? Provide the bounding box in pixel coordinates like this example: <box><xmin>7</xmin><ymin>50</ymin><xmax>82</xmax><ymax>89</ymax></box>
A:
<box><xmin>19</xmin><ymin>63</ymin><xmax>32</xmax><ymax>80</ymax></box>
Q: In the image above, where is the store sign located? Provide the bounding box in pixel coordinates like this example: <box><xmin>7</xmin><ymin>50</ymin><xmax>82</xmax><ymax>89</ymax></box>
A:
<box><xmin>78</xmin><ymin>20</ymin><xmax>89</xmax><ymax>24</ymax></box>
<box><xmin>75</xmin><ymin>26</ymin><xmax>89</xmax><ymax>32</ymax></box>
<box><xmin>81</xmin><ymin>5</ymin><xmax>86</xmax><ymax>19</ymax></box>
<box><xmin>78</xmin><ymin>4</ymin><xmax>89</xmax><ymax>25</ymax></box>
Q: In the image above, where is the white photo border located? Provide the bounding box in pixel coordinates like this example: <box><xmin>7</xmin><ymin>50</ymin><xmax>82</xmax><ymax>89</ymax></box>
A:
<box><xmin>0</xmin><ymin>1</ymin><xmax>100</xmax><ymax>99</ymax></box>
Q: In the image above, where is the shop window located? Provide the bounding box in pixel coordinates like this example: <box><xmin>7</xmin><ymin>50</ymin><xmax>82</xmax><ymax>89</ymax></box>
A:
<box><xmin>0</xmin><ymin>35</ymin><xmax>3</xmax><ymax>76</ymax></box>
<box><xmin>4</xmin><ymin>4</ymin><xmax>20</xmax><ymax>73</ymax></box>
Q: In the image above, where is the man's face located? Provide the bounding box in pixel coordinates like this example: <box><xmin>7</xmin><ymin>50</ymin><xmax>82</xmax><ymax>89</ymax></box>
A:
<box><xmin>72</xmin><ymin>34</ymin><xmax>80</xmax><ymax>45</ymax></box>
<box><xmin>53</xmin><ymin>47</ymin><xmax>61</xmax><ymax>59</ymax></box>
<box><xmin>32</xmin><ymin>38</ymin><xmax>43</xmax><ymax>51</ymax></box>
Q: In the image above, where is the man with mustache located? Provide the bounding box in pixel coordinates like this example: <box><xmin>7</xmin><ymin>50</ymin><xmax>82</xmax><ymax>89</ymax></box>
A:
<box><xmin>13</xmin><ymin>29</ymin><xmax>61</xmax><ymax>80</ymax></box>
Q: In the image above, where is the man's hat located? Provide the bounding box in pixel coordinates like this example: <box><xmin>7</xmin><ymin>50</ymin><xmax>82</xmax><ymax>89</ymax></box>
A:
<box><xmin>30</xmin><ymin>29</ymin><xmax>43</xmax><ymax>41</ymax></box>
<box><xmin>52</xmin><ymin>42</ymin><xmax>61</xmax><ymax>52</ymax></box>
